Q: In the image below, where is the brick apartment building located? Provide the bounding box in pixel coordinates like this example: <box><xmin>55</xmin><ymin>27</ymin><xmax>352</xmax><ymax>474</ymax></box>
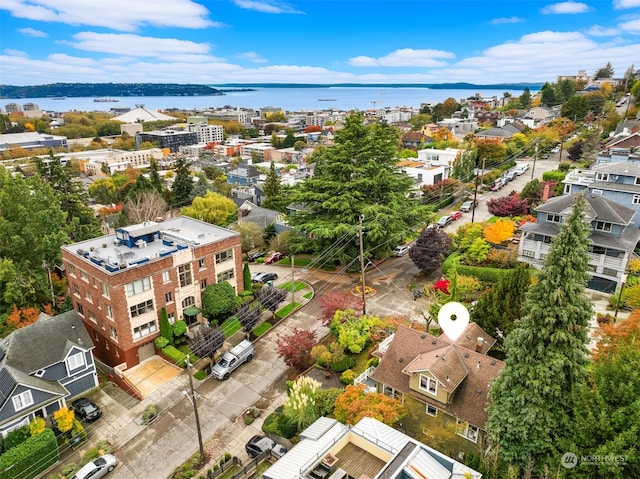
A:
<box><xmin>61</xmin><ymin>217</ymin><xmax>243</xmax><ymax>368</ymax></box>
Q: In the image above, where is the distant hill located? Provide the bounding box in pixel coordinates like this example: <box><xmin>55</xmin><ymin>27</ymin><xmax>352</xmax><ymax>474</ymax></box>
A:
<box><xmin>212</xmin><ymin>82</ymin><xmax>543</xmax><ymax>90</ymax></box>
<box><xmin>0</xmin><ymin>83</ymin><xmax>223</xmax><ymax>99</ymax></box>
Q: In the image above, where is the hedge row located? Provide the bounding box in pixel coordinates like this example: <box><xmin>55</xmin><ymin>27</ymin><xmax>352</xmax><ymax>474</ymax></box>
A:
<box><xmin>0</xmin><ymin>429</ymin><xmax>58</xmax><ymax>479</ymax></box>
<box><xmin>441</xmin><ymin>253</ymin><xmax>511</xmax><ymax>283</ymax></box>
<box><xmin>161</xmin><ymin>345</ymin><xmax>187</xmax><ymax>368</ymax></box>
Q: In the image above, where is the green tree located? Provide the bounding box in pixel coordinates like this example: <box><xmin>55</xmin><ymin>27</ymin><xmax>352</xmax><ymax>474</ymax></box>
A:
<box><xmin>201</xmin><ymin>282</ymin><xmax>237</xmax><ymax>323</ymax></box>
<box><xmin>243</xmin><ymin>263</ymin><xmax>252</xmax><ymax>291</ymax></box>
<box><xmin>229</xmin><ymin>221</ymin><xmax>264</xmax><ymax>253</ymax></box>
<box><xmin>171</xmin><ymin>158</ymin><xmax>193</xmax><ymax>207</ymax></box>
<box><xmin>486</xmin><ymin>194</ymin><xmax>593</xmax><ymax>475</ymax></box>
<box><xmin>148</xmin><ymin>159</ymin><xmax>165</xmax><ymax>194</ymax></box>
<box><xmin>159</xmin><ymin>307</ymin><xmax>174</xmax><ymax>345</ymax></box>
<box><xmin>594</xmin><ymin>62</ymin><xmax>614</xmax><ymax>79</ymax></box>
<box><xmin>289</xmin><ymin>112</ymin><xmax>426</xmax><ymax>263</ymax></box>
<box><xmin>519</xmin><ymin>87</ymin><xmax>532</xmax><ymax>109</ymax></box>
<box><xmin>540</xmin><ymin>82</ymin><xmax>561</xmax><ymax>106</ymax></box>
<box><xmin>471</xmin><ymin>264</ymin><xmax>531</xmax><ymax>349</ymax></box>
<box><xmin>180</xmin><ymin>191</ymin><xmax>237</xmax><ymax>226</ymax></box>
<box><xmin>451</xmin><ymin>146</ymin><xmax>476</xmax><ymax>182</ymax></box>
<box><xmin>262</xmin><ymin>161</ymin><xmax>282</xmax><ymax>210</ymax></box>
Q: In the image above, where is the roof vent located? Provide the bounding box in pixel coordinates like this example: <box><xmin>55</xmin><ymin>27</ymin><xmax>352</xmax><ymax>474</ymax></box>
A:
<box><xmin>431</xmin><ymin>339</ymin><xmax>437</xmax><ymax>345</ymax></box>
<box><xmin>490</xmin><ymin>360</ymin><xmax>496</xmax><ymax>365</ymax></box>
<box><xmin>476</xmin><ymin>388</ymin><xmax>482</xmax><ymax>395</ymax></box>
<box><xmin>398</xmin><ymin>357</ymin><xmax>404</xmax><ymax>363</ymax></box>
<box><xmin>464</xmin><ymin>352</ymin><xmax>470</xmax><ymax>358</ymax></box>
<box><xmin>421</xmin><ymin>334</ymin><xmax>426</xmax><ymax>339</ymax></box>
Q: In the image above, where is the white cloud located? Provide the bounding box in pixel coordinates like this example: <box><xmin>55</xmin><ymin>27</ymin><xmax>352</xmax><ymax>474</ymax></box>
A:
<box><xmin>3</xmin><ymin>49</ymin><xmax>28</xmax><ymax>57</ymax></box>
<box><xmin>47</xmin><ymin>53</ymin><xmax>97</xmax><ymax>66</ymax></box>
<box><xmin>18</xmin><ymin>27</ymin><xmax>47</xmax><ymax>37</ymax></box>
<box><xmin>490</xmin><ymin>16</ymin><xmax>525</xmax><ymax>25</ymax></box>
<box><xmin>613</xmin><ymin>0</ymin><xmax>640</xmax><ymax>9</ymax></box>
<box><xmin>0</xmin><ymin>0</ymin><xmax>219</xmax><ymax>31</ymax></box>
<box><xmin>231</xmin><ymin>1</ymin><xmax>303</xmax><ymax>14</ymax></box>
<box><xmin>587</xmin><ymin>25</ymin><xmax>620</xmax><ymax>36</ymax></box>
<box><xmin>236</xmin><ymin>52</ymin><xmax>268</xmax><ymax>63</ymax></box>
<box><xmin>541</xmin><ymin>2</ymin><xmax>590</xmax><ymax>14</ymax></box>
<box><xmin>348</xmin><ymin>48</ymin><xmax>455</xmax><ymax>67</ymax></box>
<box><xmin>619</xmin><ymin>18</ymin><xmax>640</xmax><ymax>32</ymax></box>
<box><xmin>66</xmin><ymin>32</ymin><xmax>212</xmax><ymax>57</ymax></box>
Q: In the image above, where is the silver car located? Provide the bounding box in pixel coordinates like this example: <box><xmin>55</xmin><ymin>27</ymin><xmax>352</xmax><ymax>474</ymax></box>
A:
<box><xmin>72</xmin><ymin>454</ymin><xmax>118</xmax><ymax>479</ymax></box>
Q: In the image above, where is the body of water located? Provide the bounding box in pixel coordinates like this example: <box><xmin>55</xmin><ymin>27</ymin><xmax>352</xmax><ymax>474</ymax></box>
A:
<box><xmin>2</xmin><ymin>86</ymin><xmax>534</xmax><ymax>113</ymax></box>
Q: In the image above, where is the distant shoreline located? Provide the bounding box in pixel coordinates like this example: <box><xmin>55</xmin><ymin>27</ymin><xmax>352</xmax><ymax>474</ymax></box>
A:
<box><xmin>211</xmin><ymin>82</ymin><xmax>542</xmax><ymax>90</ymax></box>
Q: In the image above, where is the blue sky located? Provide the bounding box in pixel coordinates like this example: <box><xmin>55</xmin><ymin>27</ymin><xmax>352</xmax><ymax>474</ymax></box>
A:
<box><xmin>1</xmin><ymin>0</ymin><xmax>639</xmax><ymax>85</ymax></box>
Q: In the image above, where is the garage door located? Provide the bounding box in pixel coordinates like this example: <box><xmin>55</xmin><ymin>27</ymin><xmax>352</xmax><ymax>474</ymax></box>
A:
<box><xmin>138</xmin><ymin>342</ymin><xmax>155</xmax><ymax>362</ymax></box>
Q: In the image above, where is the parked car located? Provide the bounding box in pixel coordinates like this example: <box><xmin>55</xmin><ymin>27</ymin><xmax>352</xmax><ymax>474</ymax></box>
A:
<box><xmin>70</xmin><ymin>397</ymin><xmax>102</xmax><ymax>422</ymax></box>
<box><xmin>245</xmin><ymin>435</ymin><xmax>287</xmax><ymax>459</ymax></box>
<box><xmin>247</xmin><ymin>250</ymin><xmax>266</xmax><ymax>262</ymax></box>
<box><xmin>551</xmin><ymin>146</ymin><xmax>560</xmax><ymax>154</ymax></box>
<box><xmin>71</xmin><ymin>454</ymin><xmax>117</xmax><ymax>479</ymax></box>
<box><xmin>436</xmin><ymin>215</ymin><xmax>453</xmax><ymax>228</ymax></box>
<box><xmin>490</xmin><ymin>179</ymin><xmax>505</xmax><ymax>191</ymax></box>
<box><xmin>450</xmin><ymin>210</ymin><xmax>463</xmax><ymax>220</ymax></box>
<box><xmin>212</xmin><ymin>340</ymin><xmax>255</xmax><ymax>380</ymax></box>
<box><xmin>392</xmin><ymin>245</ymin><xmax>410</xmax><ymax>257</ymax></box>
<box><xmin>264</xmin><ymin>251</ymin><xmax>285</xmax><ymax>264</ymax></box>
<box><xmin>460</xmin><ymin>200</ymin><xmax>477</xmax><ymax>212</ymax></box>
<box><xmin>505</xmin><ymin>171</ymin><xmax>517</xmax><ymax>182</ymax></box>
<box><xmin>513</xmin><ymin>163</ymin><xmax>530</xmax><ymax>175</ymax></box>
<box><xmin>252</xmin><ymin>272</ymin><xmax>278</xmax><ymax>284</ymax></box>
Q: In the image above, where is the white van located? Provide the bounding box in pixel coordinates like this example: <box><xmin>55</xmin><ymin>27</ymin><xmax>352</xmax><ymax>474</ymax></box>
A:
<box><xmin>514</xmin><ymin>163</ymin><xmax>530</xmax><ymax>175</ymax></box>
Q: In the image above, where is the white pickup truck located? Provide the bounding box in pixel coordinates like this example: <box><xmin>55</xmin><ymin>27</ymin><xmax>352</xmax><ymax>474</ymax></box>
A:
<box><xmin>212</xmin><ymin>339</ymin><xmax>255</xmax><ymax>380</ymax></box>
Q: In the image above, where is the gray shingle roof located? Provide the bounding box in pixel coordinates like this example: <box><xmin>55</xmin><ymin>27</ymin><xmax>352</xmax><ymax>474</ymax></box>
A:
<box><xmin>535</xmin><ymin>194</ymin><xmax>635</xmax><ymax>225</ymax></box>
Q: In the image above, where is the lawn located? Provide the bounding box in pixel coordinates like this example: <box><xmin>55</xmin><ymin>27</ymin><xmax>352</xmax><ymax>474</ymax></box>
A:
<box><xmin>280</xmin><ymin>280</ymin><xmax>307</xmax><ymax>292</ymax></box>
<box><xmin>303</xmin><ymin>291</ymin><xmax>313</xmax><ymax>299</ymax></box>
<box><xmin>275</xmin><ymin>302</ymin><xmax>301</xmax><ymax>319</ymax></box>
<box><xmin>252</xmin><ymin>322</ymin><xmax>272</xmax><ymax>337</ymax></box>
<box><xmin>220</xmin><ymin>317</ymin><xmax>242</xmax><ymax>338</ymax></box>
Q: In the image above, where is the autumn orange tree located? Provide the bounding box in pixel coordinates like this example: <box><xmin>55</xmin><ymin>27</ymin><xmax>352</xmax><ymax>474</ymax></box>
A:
<box><xmin>6</xmin><ymin>304</ymin><xmax>53</xmax><ymax>330</ymax></box>
<box><xmin>483</xmin><ymin>219</ymin><xmax>516</xmax><ymax>244</ymax></box>
<box><xmin>592</xmin><ymin>308</ymin><xmax>640</xmax><ymax>361</ymax></box>
<box><xmin>334</xmin><ymin>384</ymin><xmax>406</xmax><ymax>426</ymax></box>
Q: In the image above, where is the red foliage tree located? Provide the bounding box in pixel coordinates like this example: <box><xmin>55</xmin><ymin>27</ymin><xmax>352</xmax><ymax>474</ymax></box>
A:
<box><xmin>7</xmin><ymin>304</ymin><xmax>49</xmax><ymax>329</ymax></box>
<box><xmin>304</xmin><ymin>125</ymin><xmax>322</xmax><ymax>133</ymax></box>
<box><xmin>275</xmin><ymin>328</ymin><xmax>318</xmax><ymax>370</ymax></box>
<box><xmin>486</xmin><ymin>191</ymin><xmax>530</xmax><ymax>217</ymax></box>
<box><xmin>318</xmin><ymin>291</ymin><xmax>363</xmax><ymax>327</ymax></box>
<box><xmin>334</xmin><ymin>384</ymin><xmax>406</xmax><ymax>426</ymax></box>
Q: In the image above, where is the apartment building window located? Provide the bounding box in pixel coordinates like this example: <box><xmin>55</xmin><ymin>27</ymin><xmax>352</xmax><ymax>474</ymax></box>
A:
<box><xmin>178</xmin><ymin>264</ymin><xmax>193</xmax><ymax>287</ymax></box>
<box><xmin>182</xmin><ymin>296</ymin><xmax>195</xmax><ymax>308</ymax></box>
<box><xmin>201</xmin><ymin>279</ymin><xmax>208</xmax><ymax>289</ymax></box>
<box><xmin>77</xmin><ymin>304</ymin><xmax>84</xmax><ymax>315</ymax></box>
<box><xmin>198</xmin><ymin>258</ymin><xmax>206</xmax><ymax>269</ymax></box>
<box><xmin>130</xmin><ymin>299</ymin><xmax>154</xmax><ymax>318</ymax></box>
<box><xmin>12</xmin><ymin>391</ymin><xmax>34</xmax><ymax>411</ymax></box>
<box><xmin>85</xmin><ymin>292</ymin><xmax>93</xmax><ymax>303</ymax></box>
<box><xmin>419</xmin><ymin>374</ymin><xmax>438</xmax><ymax>395</ymax></box>
<box><xmin>68</xmin><ymin>264</ymin><xmax>76</xmax><ymax>277</ymax></box>
<box><xmin>126</xmin><ymin>277</ymin><xmax>151</xmax><ymax>296</ymax></box>
<box><xmin>168</xmin><ymin>312</ymin><xmax>175</xmax><ymax>324</ymax></box>
<box><xmin>217</xmin><ymin>269</ymin><xmax>235</xmax><ymax>282</ymax></box>
<box><xmin>165</xmin><ymin>292</ymin><xmax>173</xmax><ymax>303</ymax></box>
<box><xmin>426</xmin><ymin>404</ymin><xmax>438</xmax><ymax>417</ymax></box>
<box><xmin>88</xmin><ymin>311</ymin><xmax>96</xmax><ymax>323</ymax></box>
<box><xmin>162</xmin><ymin>270</ymin><xmax>171</xmax><ymax>283</ymax></box>
<box><xmin>102</xmin><ymin>282</ymin><xmax>110</xmax><ymax>298</ymax></box>
<box><xmin>110</xmin><ymin>327</ymin><xmax>118</xmax><ymax>341</ymax></box>
<box><xmin>67</xmin><ymin>352</ymin><xmax>85</xmax><ymax>370</ymax></box>
<box><xmin>106</xmin><ymin>304</ymin><xmax>114</xmax><ymax>319</ymax></box>
<box><xmin>215</xmin><ymin>249</ymin><xmax>233</xmax><ymax>264</ymax></box>
<box><xmin>72</xmin><ymin>284</ymin><xmax>80</xmax><ymax>296</ymax></box>
<box><xmin>133</xmin><ymin>320</ymin><xmax>157</xmax><ymax>340</ymax></box>
<box><xmin>80</xmin><ymin>270</ymin><xmax>89</xmax><ymax>282</ymax></box>
<box><xmin>595</xmin><ymin>221</ymin><xmax>612</xmax><ymax>232</ymax></box>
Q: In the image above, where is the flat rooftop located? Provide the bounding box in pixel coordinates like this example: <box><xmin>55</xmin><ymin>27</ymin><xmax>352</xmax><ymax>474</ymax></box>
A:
<box><xmin>62</xmin><ymin>217</ymin><xmax>239</xmax><ymax>275</ymax></box>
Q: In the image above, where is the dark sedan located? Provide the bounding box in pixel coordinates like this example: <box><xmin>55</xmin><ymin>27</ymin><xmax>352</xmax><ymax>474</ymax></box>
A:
<box><xmin>252</xmin><ymin>272</ymin><xmax>279</xmax><ymax>284</ymax></box>
<box><xmin>71</xmin><ymin>397</ymin><xmax>102</xmax><ymax>422</ymax></box>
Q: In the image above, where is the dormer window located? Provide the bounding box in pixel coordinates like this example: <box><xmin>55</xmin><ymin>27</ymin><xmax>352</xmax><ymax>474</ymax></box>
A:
<box><xmin>12</xmin><ymin>391</ymin><xmax>34</xmax><ymax>411</ymax></box>
<box><xmin>595</xmin><ymin>221</ymin><xmax>612</xmax><ymax>232</ymax></box>
<box><xmin>596</xmin><ymin>173</ymin><xmax>609</xmax><ymax>181</ymax></box>
<box><xmin>419</xmin><ymin>374</ymin><xmax>438</xmax><ymax>395</ymax></box>
<box><xmin>548</xmin><ymin>213</ymin><xmax>562</xmax><ymax>223</ymax></box>
<box><xmin>67</xmin><ymin>352</ymin><xmax>85</xmax><ymax>370</ymax></box>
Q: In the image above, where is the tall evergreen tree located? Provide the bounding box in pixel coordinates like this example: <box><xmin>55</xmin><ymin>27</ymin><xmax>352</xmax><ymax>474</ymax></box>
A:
<box><xmin>159</xmin><ymin>307</ymin><xmax>174</xmax><ymax>345</ymax></box>
<box><xmin>148</xmin><ymin>159</ymin><xmax>165</xmax><ymax>194</ymax></box>
<box><xmin>519</xmin><ymin>87</ymin><xmax>532</xmax><ymax>109</ymax></box>
<box><xmin>289</xmin><ymin>112</ymin><xmax>427</xmax><ymax>262</ymax></box>
<box><xmin>262</xmin><ymin>161</ymin><xmax>282</xmax><ymax>210</ymax></box>
<box><xmin>171</xmin><ymin>158</ymin><xmax>193</xmax><ymax>207</ymax></box>
<box><xmin>486</xmin><ymin>194</ymin><xmax>593</xmax><ymax>474</ymax></box>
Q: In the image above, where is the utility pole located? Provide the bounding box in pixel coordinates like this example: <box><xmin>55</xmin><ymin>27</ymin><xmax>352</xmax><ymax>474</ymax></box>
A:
<box><xmin>359</xmin><ymin>215</ymin><xmax>367</xmax><ymax>315</ymax></box>
<box><xmin>471</xmin><ymin>157</ymin><xmax>485</xmax><ymax>223</ymax></box>
<box><xmin>530</xmin><ymin>140</ymin><xmax>539</xmax><ymax>180</ymax></box>
<box><xmin>290</xmin><ymin>255</ymin><xmax>295</xmax><ymax>305</ymax></box>
<box><xmin>185</xmin><ymin>355</ymin><xmax>205</xmax><ymax>465</ymax></box>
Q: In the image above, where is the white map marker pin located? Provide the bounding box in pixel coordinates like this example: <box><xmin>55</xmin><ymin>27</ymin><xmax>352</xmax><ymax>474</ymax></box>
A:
<box><xmin>438</xmin><ymin>301</ymin><xmax>470</xmax><ymax>342</ymax></box>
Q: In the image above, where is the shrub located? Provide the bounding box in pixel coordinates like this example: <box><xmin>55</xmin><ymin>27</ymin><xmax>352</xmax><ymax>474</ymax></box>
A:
<box><xmin>366</xmin><ymin>357</ymin><xmax>380</xmax><ymax>368</ymax></box>
<box><xmin>0</xmin><ymin>429</ymin><xmax>58</xmax><ymax>479</ymax></box>
<box><xmin>162</xmin><ymin>345</ymin><xmax>187</xmax><ymax>367</ymax></box>
<box><xmin>142</xmin><ymin>404</ymin><xmax>159</xmax><ymax>425</ymax></box>
<box><xmin>311</xmin><ymin>344</ymin><xmax>332</xmax><ymax>368</ymax></box>
<box><xmin>340</xmin><ymin>369</ymin><xmax>356</xmax><ymax>385</ymax></box>
<box><xmin>4</xmin><ymin>425</ymin><xmax>30</xmax><ymax>451</ymax></box>
<box><xmin>220</xmin><ymin>452</ymin><xmax>232</xmax><ymax>465</ymax></box>
<box><xmin>558</xmin><ymin>161</ymin><xmax>571</xmax><ymax>172</ymax></box>
<box><xmin>315</xmin><ymin>388</ymin><xmax>344</xmax><ymax>416</ymax></box>
<box><xmin>542</xmin><ymin>170</ymin><xmax>566</xmax><ymax>183</ymax></box>
<box><xmin>173</xmin><ymin>320</ymin><xmax>187</xmax><ymax>338</ymax></box>
<box><xmin>244</xmin><ymin>416</ymin><xmax>255</xmax><ymax>425</ymax></box>
<box><xmin>154</xmin><ymin>336</ymin><xmax>170</xmax><ymax>349</ymax></box>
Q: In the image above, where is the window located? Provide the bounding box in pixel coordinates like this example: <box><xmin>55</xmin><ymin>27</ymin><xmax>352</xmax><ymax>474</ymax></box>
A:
<box><xmin>419</xmin><ymin>374</ymin><xmax>438</xmax><ymax>395</ymax></box>
<box><xmin>106</xmin><ymin>304</ymin><xmax>113</xmax><ymax>319</ymax></box>
<box><xmin>547</xmin><ymin>213</ymin><xmax>562</xmax><ymax>223</ymax></box>
<box><xmin>67</xmin><ymin>352</ymin><xmax>85</xmax><ymax>370</ymax></box>
<box><xmin>426</xmin><ymin>404</ymin><xmax>438</xmax><ymax>417</ymax></box>
<box><xmin>564</xmin><ymin>184</ymin><xmax>571</xmax><ymax>195</ymax></box>
<box><xmin>634</xmin><ymin>195</ymin><xmax>640</xmax><ymax>205</ymax></box>
<box><xmin>217</xmin><ymin>269</ymin><xmax>235</xmax><ymax>282</ymax></box>
<box><xmin>34</xmin><ymin>369</ymin><xmax>45</xmax><ymax>378</ymax></box>
<box><xmin>68</xmin><ymin>264</ymin><xmax>76</xmax><ymax>277</ymax></box>
<box><xmin>182</xmin><ymin>296</ymin><xmax>195</xmax><ymax>308</ymax></box>
<box><xmin>603</xmin><ymin>267</ymin><xmax>618</xmax><ymax>277</ymax></box>
<box><xmin>84</xmin><ymin>291</ymin><xmax>93</xmax><ymax>303</ymax></box>
<box><xmin>72</xmin><ymin>284</ymin><xmax>79</xmax><ymax>296</ymax></box>
<box><xmin>126</xmin><ymin>277</ymin><xmax>151</xmax><ymax>296</ymax></box>
<box><xmin>606</xmin><ymin>249</ymin><xmax>622</xmax><ymax>258</ymax></box>
<box><xmin>133</xmin><ymin>320</ymin><xmax>157</xmax><ymax>340</ymax></box>
<box><xmin>198</xmin><ymin>258</ymin><xmax>206</xmax><ymax>269</ymax></box>
<box><xmin>168</xmin><ymin>312</ymin><xmax>175</xmax><ymax>324</ymax></box>
<box><xmin>215</xmin><ymin>249</ymin><xmax>233</xmax><ymax>264</ymax></box>
<box><xmin>201</xmin><ymin>279</ymin><xmax>208</xmax><ymax>289</ymax></box>
<box><xmin>635</xmin><ymin>177</ymin><xmax>640</xmax><ymax>185</ymax></box>
<box><xmin>12</xmin><ymin>391</ymin><xmax>34</xmax><ymax>411</ymax></box>
<box><xmin>383</xmin><ymin>385</ymin><xmax>398</xmax><ymax>398</ymax></box>
<box><xmin>457</xmin><ymin>422</ymin><xmax>479</xmax><ymax>443</ymax></box>
<box><xmin>77</xmin><ymin>303</ymin><xmax>84</xmax><ymax>315</ymax></box>
<box><xmin>522</xmin><ymin>250</ymin><xmax>535</xmax><ymax>258</ymax></box>
<box><xmin>102</xmin><ymin>282</ymin><xmax>110</xmax><ymax>298</ymax></box>
<box><xmin>88</xmin><ymin>311</ymin><xmax>96</xmax><ymax>323</ymax></box>
<box><xmin>596</xmin><ymin>173</ymin><xmax>609</xmax><ymax>181</ymax></box>
<box><xmin>178</xmin><ymin>264</ymin><xmax>192</xmax><ymax>287</ymax></box>
<box><xmin>595</xmin><ymin>221</ymin><xmax>612</xmax><ymax>232</ymax></box>
<box><xmin>590</xmin><ymin>245</ymin><xmax>606</xmax><ymax>255</ymax></box>
<box><xmin>80</xmin><ymin>270</ymin><xmax>89</xmax><ymax>282</ymax></box>
<box><xmin>130</xmin><ymin>299</ymin><xmax>154</xmax><ymax>318</ymax></box>
<box><xmin>110</xmin><ymin>327</ymin><xmax>118</xmax><ymax>341</ymax></box>
<box><xmin>162</xmin><ymin>270</ymin><xmax>171</xmax><ymax>283</ymax></box>
<box><xmin>165</xmin><ymin>292</ymin><xmax>173</xmax><ymax>303</ymax></box>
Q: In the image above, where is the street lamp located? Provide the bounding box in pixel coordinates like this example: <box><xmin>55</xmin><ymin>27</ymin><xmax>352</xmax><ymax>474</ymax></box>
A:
<box><xmin>184</xmin><ymin>355</ymin><xmax>206</xmax><ymax>465</ymax></box>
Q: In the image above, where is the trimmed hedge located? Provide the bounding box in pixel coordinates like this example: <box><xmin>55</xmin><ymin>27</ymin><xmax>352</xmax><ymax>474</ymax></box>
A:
<box><xmin>161</xmin><ymin>345</ymin><xmax>187</xmax><ymax>367</ymax></box>
<box><xmin>441</xmin><ymin>252</ymin><xmax>511</xmax><ymax>283</ymax></box>
<box><xmin>0</xmin><ymin>429</ymin><xmax>58</xmax><ymax>479</ymax></box>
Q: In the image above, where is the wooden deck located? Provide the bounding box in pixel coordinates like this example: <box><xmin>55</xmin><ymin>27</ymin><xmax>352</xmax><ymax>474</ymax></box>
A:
<box><xmin>334</xmin><ymin>442</ymin><xmax>386</xmax><ymax>479</ymax></box>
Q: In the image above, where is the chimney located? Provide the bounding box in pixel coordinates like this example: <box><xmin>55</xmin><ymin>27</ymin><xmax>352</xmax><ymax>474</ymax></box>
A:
<box><xmin>475</xmin><ymin>337</ymin><xmax>484</xmax><ymax>353</ymax></box>
<box><xmin>542</xmin><ymin>183</ymin><xmax>551</xmax><ymax>202</ymax></box>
